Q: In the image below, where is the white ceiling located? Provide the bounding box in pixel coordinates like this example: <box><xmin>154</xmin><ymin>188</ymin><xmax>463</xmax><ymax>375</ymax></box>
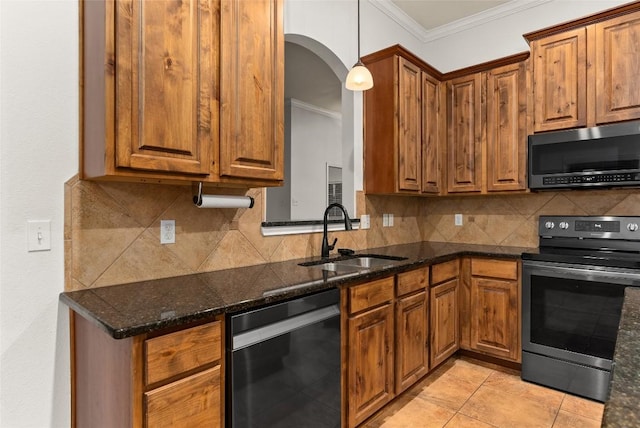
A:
<box><xmin>286</xmin><ymin>0</ymin><xmax>516</xmax><ymax>112</ymax></box>
<box><xmin>392</xmin><ymin>0</ymin><xmax>510</xmax><ymax>31</ymax></box>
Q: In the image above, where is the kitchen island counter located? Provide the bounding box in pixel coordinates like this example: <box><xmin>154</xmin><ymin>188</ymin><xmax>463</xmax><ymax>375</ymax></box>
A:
<box><xmin>603</xmin><ymin>286</ymin><xmax>640</xmax><ymax>427</ymax></box>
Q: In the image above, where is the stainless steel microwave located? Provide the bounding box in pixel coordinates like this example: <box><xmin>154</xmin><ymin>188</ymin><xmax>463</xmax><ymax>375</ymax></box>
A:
<box><xmin>528</xmin><ymin>121</ymin><xmax>640</xmax><ymax>190</ymax></box>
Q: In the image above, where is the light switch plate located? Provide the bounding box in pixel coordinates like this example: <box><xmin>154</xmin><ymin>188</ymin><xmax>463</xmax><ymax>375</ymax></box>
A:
<box><xmin>27</xmin><ymin>220</ymin><xmax>51</xmax><ymax>252</ymax></box>
<box><xmin>383</xmin><ymin>214</ymin><xmax>389</xmax><ymax>227</ymax></box>
<box><xmin>388</xmin><ymin>213</ymin><xmax>394</xmax><ymax>227</ymax></box>
<box><xmin>360</xmin><ymin>214</ymin><xmax>370</xmax><ymax>229</ymax></box>
<box><xmin>455</xmin><ymin>214</ymin><xmax>463</xmax><ymax>226</ymax></box>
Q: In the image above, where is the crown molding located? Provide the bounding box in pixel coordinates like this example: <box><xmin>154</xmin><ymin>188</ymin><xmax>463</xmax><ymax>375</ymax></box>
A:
<box><xmin>369</xmin><ymin>0</ymin><xmax>429</xmax><ymax>42</ymax></box>
<box><xmin>287</xmin><ymin>98</ymin><xmax>342</xmax><ymax>120</ymax></box>
<box><xmin>371</xmin><ymin>0</ymin><xmax>554</xmax><ymax>43</ymax></box>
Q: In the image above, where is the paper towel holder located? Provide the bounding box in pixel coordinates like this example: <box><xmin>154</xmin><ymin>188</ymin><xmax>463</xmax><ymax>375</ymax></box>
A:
<box><xmin>193</xmin><ymin>182</ymin><xmax>255</xmax><ymax>209</ymax></box>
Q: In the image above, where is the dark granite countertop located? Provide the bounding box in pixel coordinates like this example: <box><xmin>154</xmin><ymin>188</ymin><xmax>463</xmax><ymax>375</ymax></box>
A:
<box><xmin>602</xmin><ymin>287</ymin><xmax>640</xmax><ymax>428</ymax></box>
<box><xmin>60</xmin><ymin>241</ymin><xmax>531</xmax><ymax>339</ymax></box>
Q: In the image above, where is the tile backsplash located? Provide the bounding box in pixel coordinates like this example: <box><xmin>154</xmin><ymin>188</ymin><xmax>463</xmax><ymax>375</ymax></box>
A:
<box><xmin>64</xmin><ymin>174</ymin><xmax>640</xmax><ymax>291</ymax></box>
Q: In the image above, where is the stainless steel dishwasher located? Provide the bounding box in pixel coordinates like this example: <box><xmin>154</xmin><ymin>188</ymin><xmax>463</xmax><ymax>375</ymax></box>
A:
<box><xmin>227</xmin><ymin>288</ymin><xmax>341</xmax><ymax>428</ymax></box>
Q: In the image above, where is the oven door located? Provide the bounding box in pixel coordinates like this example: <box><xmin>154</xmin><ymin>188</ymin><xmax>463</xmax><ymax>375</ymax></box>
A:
<box><xmin>522</xmin><ymin>260</ymin><xmax>637</xmax><ymax>370</ymax></box>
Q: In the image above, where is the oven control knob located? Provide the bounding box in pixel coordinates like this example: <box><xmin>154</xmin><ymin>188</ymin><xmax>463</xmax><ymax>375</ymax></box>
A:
<box><xmin>544</xmin><ymin>221</ymin><xmax>555</xmax><ymax>230</ymax></box>
<box><xmin>627</xmin><ymin>223</ymin><xmax>639</xmax><ymax>232</ymax></box>
<box><xmin>559</xmin><ymin>221</ymin><xmax>569</xmax><ymax>230</ymax></box>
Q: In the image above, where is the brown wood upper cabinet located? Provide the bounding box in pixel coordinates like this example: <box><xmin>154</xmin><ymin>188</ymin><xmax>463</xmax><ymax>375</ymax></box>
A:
<box><xmin>363</xmin><ymin>45</ymin><xmax>528</xmax><ymax>196</ymax></box>
<box><xmin>446</xmin><ymin>73</ymin><xmax>484</xmax><ymax>193</ymax></box>
<box><xmin>362</xmin><ymin>46</ymin><xmax>444</xmax><ymax>195</ymax></box>
<box><xmin>527</xmin><ymin>6</ymin><xmax>640</xmax><ymax>131</ymax></box>
<box><xmin>81</xmin><ymin>0</ymin><xmax>284</xmax><ymax>186</ymax></box>
<box><xmin>485</xmin><ymin>62</ymin><xmax>528</xmax><ymax>191</ymax></box>
<box><xmin>445</xmin><ymin>58</ymin><xmax>528</xmax><ymax>194</ymax></box>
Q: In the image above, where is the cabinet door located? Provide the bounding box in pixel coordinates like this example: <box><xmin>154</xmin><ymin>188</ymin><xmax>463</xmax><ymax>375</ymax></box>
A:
<box><xmin>430</xmin><ymin>279</ymin><xmax>459</xmax><ymax>367</ymax></box>
<box><xmin>531</xmin><ymin>28</ymin><xmax>587</xmax><ymax>132</ymax></box>
<box><xmin>145</xmin><ymin>366</ymin><xmax>221</xmax><ymax>428</ymax></box>
<box><xmin>422</xmin><ymin>73</ymin><xmax>442</xmax><ymax>194</ymax></box>
<box><xmin>115</xmin><ymin>0</ymin><xmax>216</xmax><ymax>175</ymax></box>
<box><xmin>397</xmin><ymin>57</ymin><xmax>422</xmax><ymax>192</ymax></box>
<box><xmin>220</xmin><ymin>0</ymin><xmax>284</xmax><ymax>181</ymax></box>
<box><xmin>595</xmin><ymin>10</ymin><xmax>640</xmax><ymax>124</ymax></box>
<box><xmin>486</xmin><ymin>62</ymin><xmax>527</xmax><ymax>192</ymax></box>
<box><xmin>348</xmin><ymin>304</ymin><xmax>394</xmax><ymax>428</ymax></box>
<box><xmin>447</xmin><ymin>74</ymin><xmax>483</xmax><ymax>193</ymax></box>
<box><xmin>395</xmin><ymin>291</ymin><xmax>429</xmax><ymax>394</ymax></box>
<box><xmin>470</xmin><ymin>277</ymin><xmax>519</xmax><ymax>361</ymax></box>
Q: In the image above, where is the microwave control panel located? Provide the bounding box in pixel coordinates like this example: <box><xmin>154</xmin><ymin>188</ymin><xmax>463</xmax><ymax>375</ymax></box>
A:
<box><xmin>542</xmin><ymin>172</ymin><xmax>640</xmax><ymax>187</ymax></box>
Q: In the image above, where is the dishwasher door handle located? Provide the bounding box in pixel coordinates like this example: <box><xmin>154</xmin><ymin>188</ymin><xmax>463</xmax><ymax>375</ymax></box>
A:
<box><xmin>232</xmin><ymin>304</ymin><xmax>340</xmax><ymax>351</ymax></box>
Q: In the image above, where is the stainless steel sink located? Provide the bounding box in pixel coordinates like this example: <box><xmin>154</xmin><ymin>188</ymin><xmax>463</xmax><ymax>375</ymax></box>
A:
<box><xmin>299</xmin><ymin>254</ymin><xmax>407</xmax><ymax>272</ymax></box>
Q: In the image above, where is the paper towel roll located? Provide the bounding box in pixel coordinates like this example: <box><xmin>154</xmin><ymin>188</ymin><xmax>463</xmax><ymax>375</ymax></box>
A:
<box><xmin>193</xmin><ymin>194</ymin><xmax>254</xmax><ymax>209</ymax></box>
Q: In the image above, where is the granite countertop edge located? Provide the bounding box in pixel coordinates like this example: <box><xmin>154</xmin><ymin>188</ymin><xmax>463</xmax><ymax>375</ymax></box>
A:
<box><xmin>60</xmin><ymin>242</ymin><xmax>532</xmax><ymax>340</ymax></box>
<box><xmin>602</xmin><ymin>287</ymin><xmax>640</xmax><ymax>428</ymax></box>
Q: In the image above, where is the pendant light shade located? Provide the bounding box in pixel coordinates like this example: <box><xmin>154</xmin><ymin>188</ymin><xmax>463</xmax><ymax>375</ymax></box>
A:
<box><xmin>346</xmin><ymin>0</ymin><xmax>373</xmax><ymax>91</ymax></box>
<box><xmin>346</xmin><ymin>61</ymin><xmax>374</xmax><ymax>90</ymax></box>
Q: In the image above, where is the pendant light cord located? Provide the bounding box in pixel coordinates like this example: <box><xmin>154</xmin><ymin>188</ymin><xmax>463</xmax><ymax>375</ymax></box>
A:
<box><xmin>357</xmin><ymin>0</ymin><xmax>361</xmax><ymax>60</ymax></box>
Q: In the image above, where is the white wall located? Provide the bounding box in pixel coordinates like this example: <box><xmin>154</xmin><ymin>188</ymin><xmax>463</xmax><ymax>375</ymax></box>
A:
<box><xmin>0</xmin><ymin>1</ymin><xmax>77</xmax><ymax>426</ymax></box>
<box><xmin>0</xmin><ymin>0</ymin><xmax>633</xmax><ymax>426</ymax></box>
<box><xmin>285</xmin><ymin>0</ymin><xmax>425</xmax><ymax>192</ymax></box>
<box><xmin>421</xmin><ymin>0</ymin><xmax>630</xmax><ymax>72</ymax></box>
<box><xmin>289</xmin><ymin>100</ymin><xmax>342</xmax><ymax>220</ymax></box>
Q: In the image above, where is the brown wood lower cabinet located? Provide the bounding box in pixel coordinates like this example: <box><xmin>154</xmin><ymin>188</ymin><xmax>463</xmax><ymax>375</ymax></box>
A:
<box><xmin>430</xmin><ymin>260</ymin><xmax>460</xmax><ymax>368</ymax></box>
<box><xmin>345</xmin><ymin>277</ymin><xmax>395</xmax><ymax>428</ymax></box>
<box><xmin>395</xmin><ymin>268</ymin><xmax>429</xmax><ymax>394</ymax></box>
<box><xmin>343</xmin><ymin>257</ymin><xmax>520</xmax><ymax>426</ymax></box>
<box><xmin>71</xmin><ymin>312</ymin><xmax>224</xmax><ymax>428</ymax></box>
<box><xmin>145</xmin><ymin>366</ymin><xmax>221</xmax><ymax>427</ymax></box>
<box><xmin>344</xmin><ymin>270</ymin><xmax>430</xmax><ymax>427</ymax></box>
<box><xmin>468</xmin><ymin>258</ymin><xmax>521</xmax><ymax>362</ymax></box>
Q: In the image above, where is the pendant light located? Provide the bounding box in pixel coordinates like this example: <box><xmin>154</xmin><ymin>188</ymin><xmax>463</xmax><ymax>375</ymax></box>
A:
<box><xmin>345</xmin><ymin>0</ymin><xmax>374</xmax><ymax>91</ymax></box>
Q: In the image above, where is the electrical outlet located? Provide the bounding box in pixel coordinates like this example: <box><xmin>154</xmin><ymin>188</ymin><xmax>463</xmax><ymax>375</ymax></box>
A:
<box><xmin>360</xmin><ymin>214</ymin><xmax>370</xmax><ymax>229</ymax></box>
<box><xmin>455</xmin><ymin>214</ymin><xmax>463</xmax><ymax>226</ymax></box>
<box><xmin>160</xmin><ymin>220</ymin><xmax>175</xmax><ymax>244</ymax></box>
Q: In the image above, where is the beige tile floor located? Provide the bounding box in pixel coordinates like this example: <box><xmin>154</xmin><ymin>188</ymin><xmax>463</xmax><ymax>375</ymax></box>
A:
<box><xmin>363</xmin><ymin>356</ymin><xmax>605</xmax><ymax>428</ymax></box>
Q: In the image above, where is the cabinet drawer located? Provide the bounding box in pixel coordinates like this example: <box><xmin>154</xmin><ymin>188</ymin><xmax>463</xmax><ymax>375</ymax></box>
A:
<box><xmin>471</xmin><ymin>258</ymin><xmax>518</xmax><ymax>280</ymax></box>
<box><xmin>145</xmin><ymin>366</ymin><xmax>220</xmax><ymax>428</ymax></box>
<box><xmin>349</xmin><ymin>277</ymin><xmax>395</xmax><ymax>314</ymax></box>
<box><xmin>431</xmin><ymin>260</ymin><xmax>459</xmax><ymax>285</ymax></box>
<box><xmin>396</xmin><ymin>267</ymin><xmax>428</xmax><ymax>297</ymax></box>
<box><xmin>145</xmin><ymin>321</ymin><xmax>221</xmax><ymax>386</ymax></box>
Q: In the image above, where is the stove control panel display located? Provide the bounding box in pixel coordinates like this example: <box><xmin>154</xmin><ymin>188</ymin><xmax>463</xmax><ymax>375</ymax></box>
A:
<box><xmin>539</xmin><ymin>216</ymin><xmax>640</xmax><ymax>241</ymax></box>
<box><xmin>575</xmin><ymin>220</ymin><xmax>620</xmax><ymax>233</ymax></box>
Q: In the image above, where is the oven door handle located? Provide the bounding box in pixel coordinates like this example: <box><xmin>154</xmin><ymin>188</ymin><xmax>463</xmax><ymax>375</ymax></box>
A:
<box><xmin>523</xmin><ymin>260</ymin><xmax>640</xmax><ymax>284</ymax></box>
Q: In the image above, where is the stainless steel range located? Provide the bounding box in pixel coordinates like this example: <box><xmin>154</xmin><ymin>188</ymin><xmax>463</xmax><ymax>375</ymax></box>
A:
<box><xmin>521</xmin><ymin>216</ymin><xmax>640</xmax><ymax>402</ymax></box>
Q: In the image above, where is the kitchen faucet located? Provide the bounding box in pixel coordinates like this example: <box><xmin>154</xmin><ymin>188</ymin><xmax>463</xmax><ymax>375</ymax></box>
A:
<box><xmin>322</xmin><ymin>203</ymin><xmax>353</xmax><ymax>258</ymax></box>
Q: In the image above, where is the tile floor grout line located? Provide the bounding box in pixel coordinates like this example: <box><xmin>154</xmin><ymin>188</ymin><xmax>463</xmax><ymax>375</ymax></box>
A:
<box><xmin>549</xmin><ymin>399</ymin><xmax>563</xmax><ymax>428</ymax></box>
<box><xmin>454</xmin><ymin>366</ymin><xmax>494</xmax><ymax>416</ymax></box>
<box><xmin>363</xmin><ymin>356</ymin><xmax>605</xmax><ymax>427</ymax></box>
